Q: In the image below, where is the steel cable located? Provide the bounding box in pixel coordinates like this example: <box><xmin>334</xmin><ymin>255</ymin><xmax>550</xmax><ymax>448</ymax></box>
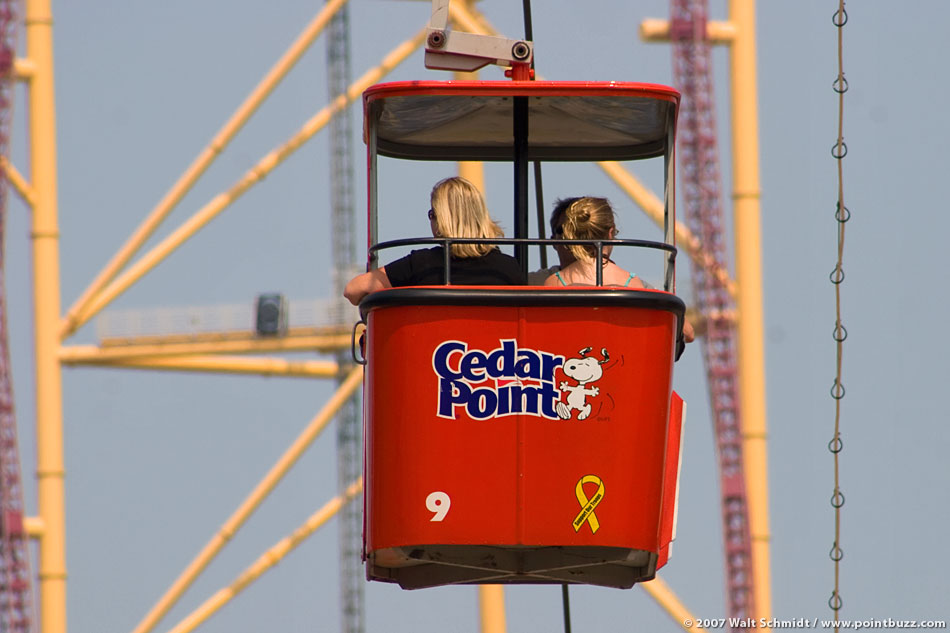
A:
<box><xmin>828</xmin><ymin>2</ymin><xmax>849</xmax><ymax>629</ymax></box>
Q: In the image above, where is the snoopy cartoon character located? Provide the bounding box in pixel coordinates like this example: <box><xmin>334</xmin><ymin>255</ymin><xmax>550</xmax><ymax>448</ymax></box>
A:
<box><xmin>557</xmin><ymin>347</ymin><xmax>609</xmax><ymax>420</ymax></box>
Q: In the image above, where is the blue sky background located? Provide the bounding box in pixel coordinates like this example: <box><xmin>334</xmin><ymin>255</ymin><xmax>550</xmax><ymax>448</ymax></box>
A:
<box><xmin>5</xmin><ymin>1</ymin><xmax>949</xmax><ymax>632</ymax></box>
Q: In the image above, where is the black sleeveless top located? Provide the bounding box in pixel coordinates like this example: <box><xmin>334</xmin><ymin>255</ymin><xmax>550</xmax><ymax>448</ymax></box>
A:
<box><xmin>385</xmin><ymin>247</ymin><xmax>526</xmax><ymax>287</ymax></box>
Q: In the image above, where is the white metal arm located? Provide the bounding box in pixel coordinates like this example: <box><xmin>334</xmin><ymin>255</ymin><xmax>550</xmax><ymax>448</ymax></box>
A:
<box><xmin>425</xmin><ymin>0</ymin><xmax>533</xmax><ymax>72</ymax></box>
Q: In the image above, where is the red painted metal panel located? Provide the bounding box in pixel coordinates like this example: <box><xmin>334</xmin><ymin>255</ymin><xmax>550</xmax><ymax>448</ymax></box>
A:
<box><xmin>656</xmin><ymin>391</ymin><xmax>685</xmax><ymax>568</ymax></box>
<box><xmin>363</xmin><ymin>80</ymin><xmax>680</xmax><ymax>104</ymax></box>
<box><xmin>364</xmin><ymin>301</ymin><xmax>680</xmax><ymax>582</ymax></box>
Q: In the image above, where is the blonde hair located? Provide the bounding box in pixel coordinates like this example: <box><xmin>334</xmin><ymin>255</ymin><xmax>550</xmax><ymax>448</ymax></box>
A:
<box><xmin>430</xmin><ymin>176</ymin><xmax>504</xmax><ymax>258</ymax></box>
<box><xmin>557</xmin><ymin>197</ymin><xmax>618</xmax><ymax>261</ymax></box>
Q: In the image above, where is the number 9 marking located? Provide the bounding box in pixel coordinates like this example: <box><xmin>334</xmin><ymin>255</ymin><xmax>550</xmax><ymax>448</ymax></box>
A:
<box><xmin>426</xmin><ymin>491</ymin><xmax>451</xmax><ymax>522</ymax></box>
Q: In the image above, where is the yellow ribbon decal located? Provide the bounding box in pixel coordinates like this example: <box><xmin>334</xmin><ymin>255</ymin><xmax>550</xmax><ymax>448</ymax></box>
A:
<box><xmin>573</xmin><ymin>475</ymin><xmax>605</xmax><ymax>534</ymax></box>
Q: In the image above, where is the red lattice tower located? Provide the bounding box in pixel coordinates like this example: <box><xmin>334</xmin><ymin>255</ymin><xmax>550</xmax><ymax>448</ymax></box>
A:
<box><xmin>670</xmin><ymin>0</ymin><xmax>755</xmax><ymax>627</ymax></box>
<box><xmin>0</xmin><ymin>0</ymin><xmax>34</xmax><ymax>630</ymax></box>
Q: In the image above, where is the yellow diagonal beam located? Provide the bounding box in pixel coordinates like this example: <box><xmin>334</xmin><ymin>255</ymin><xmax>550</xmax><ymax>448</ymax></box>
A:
<box><xmin>0</xmin><ymin>155</ymin><xmax>37</xmax><ymax>208</ymax></box>
<box><xmin>62</xmin><ymin>26</ymin><xmax>426</xmax><ymax>338</ymax></box>
<box><xmin>448</xmin><ymin>0</ymin><xmax>494</xmax><ymax>33</ymax></box>
<box><xmin>130</xmin><ymin>367</ymin><xmax>363</xmax><ymax>633</ymax></box>
<box><xmin>598</xmin><ymin>161</ymin><xmax>737</xmax><ymax>298</ymax></box>
<box><xmin>165</xmin><ymin>478</ymin><xmax>363</xmax><ymax>633</ymax></box>
<box><xmin>59</xmin><ymin>0</ymin><xmax>350</xmax><ymax>339</ymax></box>
<box><xmin>641</xmin><ymin>575</ymin><xmax>707</xmax><ymax>633</ymax></box>
<box><xmin>65</xmin><ymin>354</ymin><xmax>340</xmax><ymax>378</ymax></box>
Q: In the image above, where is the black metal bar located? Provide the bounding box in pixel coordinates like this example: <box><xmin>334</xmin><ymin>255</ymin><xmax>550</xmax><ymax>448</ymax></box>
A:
<box><xmin>443</xmin><ymin>241</ymin><xmax>452</xmax><ymax>285</ymax></box>
<box><xmin>369</xmin><ymin>237</ymin><xmax>677</xmax><ymax>258</ymax></box>
<box><xmin>534</xmin><ymin>162</ymin><xmax>547</xmax><ymax>268</ymax></box>
<box><xmin>595</xmin><ymin>242</ymin><xmax>604</xmax><ymax>286</ymax></box>
<box><xmin>522</xmin><ymin>0</ymin><xmax>534</xmax><ymax>41</ymax></box>
<box><xmin>523</xmin><ymin>0</ymin><xmax>547</xmax><ymax>270</ymax></box>
<box><xmin>561</xmin><ymin>584</ymin><xmax>572</xmax><ymax>633</ymax></box>
<box><xmin>514</xmin><ymin>96</ymin><xmax>530</xmax><ymax>276</ymax></box>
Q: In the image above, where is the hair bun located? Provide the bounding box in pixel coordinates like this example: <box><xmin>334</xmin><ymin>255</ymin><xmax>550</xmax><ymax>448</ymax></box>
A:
<box><xmin>559</xmin><ymin>197</ymin><xmax>617</xmax><ymax>261</ymax></box>
<box><xmin>566</xmin><ymin>200</ymin><xmax>590</xmax><ymax>223</ymax></box>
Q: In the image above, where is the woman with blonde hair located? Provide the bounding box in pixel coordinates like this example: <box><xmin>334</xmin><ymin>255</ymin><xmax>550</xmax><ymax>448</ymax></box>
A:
<box><xmin>543</xmin><ymin>196</ymin><xmax>645</xmax><ymax>288</ymax></box>
<box><xmin>344</xmin><ymin>176</ymin><xmax>525</xmax><ymax>305</ymax></box>
<box><xmin>543</xmin><ymin>196</ymin><xmax>695</xmax><ymax>343</ymax></box>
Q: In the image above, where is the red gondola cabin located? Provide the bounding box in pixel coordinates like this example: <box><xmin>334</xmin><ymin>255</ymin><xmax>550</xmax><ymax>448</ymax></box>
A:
<box><xmin>356</xmin><ymin>80</ymin><xmax>687</xmax><ymax>589</ymax></box>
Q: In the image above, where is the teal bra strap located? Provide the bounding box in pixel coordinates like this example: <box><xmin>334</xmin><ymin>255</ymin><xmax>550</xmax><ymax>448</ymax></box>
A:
<box><xmin>624</xmin><ymin>273</ymin><xmax>636</xmax><ymax>287</ymax></box>
<box><xmin>555</xmin><ymin>271</ymin><xmax>567</xmax><ymax>286</ymax></box>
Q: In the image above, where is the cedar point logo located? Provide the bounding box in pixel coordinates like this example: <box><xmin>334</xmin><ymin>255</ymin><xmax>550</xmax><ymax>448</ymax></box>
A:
<box><xmin>432</xmin><ymin>339</ymin><xmax>565</xmax><ymax>420</ymax></box>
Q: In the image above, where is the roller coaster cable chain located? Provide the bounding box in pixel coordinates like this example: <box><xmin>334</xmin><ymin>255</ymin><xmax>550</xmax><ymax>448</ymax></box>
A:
<box><xmin>828</xmin><ymin>2</ymin><xmax>849</xmax><ymax>629</ymax></box>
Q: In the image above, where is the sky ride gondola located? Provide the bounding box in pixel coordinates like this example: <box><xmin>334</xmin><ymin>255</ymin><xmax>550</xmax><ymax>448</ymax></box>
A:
<box><xmin>355</xmin><ymin>7</ymin><xmax>689</xmax><ymax>590</ymax></box>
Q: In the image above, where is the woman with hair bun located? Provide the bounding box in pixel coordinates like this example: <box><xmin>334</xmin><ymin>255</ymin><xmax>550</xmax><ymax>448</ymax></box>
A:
<box><xmin>544</xmin><ymin>196</ymin><xmax>695</xmax><ymax>343</ymax></box>
<box><xmin>542</xmin><ymin>196</ymin><xmax>645</xmax><ymax>288</ymax></box>
<box><xmin>344</xmin><ymin>176</ymin><xmax>526</xmax><ymax>305</ymax></box>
